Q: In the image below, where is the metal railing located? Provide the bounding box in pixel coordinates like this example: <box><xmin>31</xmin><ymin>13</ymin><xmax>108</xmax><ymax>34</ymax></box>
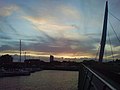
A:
<box><xmin>78</xmin><ymin>64</ymin><xmax>117</xmax><ymax>90</ymax></box>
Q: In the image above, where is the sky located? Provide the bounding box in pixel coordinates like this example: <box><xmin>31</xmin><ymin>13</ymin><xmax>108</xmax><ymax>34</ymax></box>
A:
<box><xmin>0</xmin><ymin>0</ymin><xmax>120</xmax><ymax>61</ymax></box>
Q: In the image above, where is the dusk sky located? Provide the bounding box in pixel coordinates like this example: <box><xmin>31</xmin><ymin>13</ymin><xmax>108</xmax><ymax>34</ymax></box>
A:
<box><xmin>0</xmin><ymin>0</ymin><xmax>120</xmax><ymax>60</ymax></box>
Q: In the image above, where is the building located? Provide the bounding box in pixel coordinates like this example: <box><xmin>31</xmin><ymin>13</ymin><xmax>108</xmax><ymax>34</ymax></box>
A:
<box><xmin>50</xmin><ymin>55</ymin><xmax>54</xmax><ymax>62</ymax></box>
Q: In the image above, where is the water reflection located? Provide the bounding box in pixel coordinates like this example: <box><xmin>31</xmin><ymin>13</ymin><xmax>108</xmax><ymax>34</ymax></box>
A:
<box><xmin>0</xmin><ymin>70</ymin><xmax>78</xmax><ymax>90</ymax></box>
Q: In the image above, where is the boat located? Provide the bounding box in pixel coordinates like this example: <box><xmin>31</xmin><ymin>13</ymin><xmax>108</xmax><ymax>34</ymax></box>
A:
<box><xmin>0</xmin><ymin>69</ymin><xmax>30</xmax><ymax>77</ymax></box>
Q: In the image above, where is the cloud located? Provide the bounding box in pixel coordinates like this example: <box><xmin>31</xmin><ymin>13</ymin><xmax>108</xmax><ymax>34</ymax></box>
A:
<box><xmin>1</xmin><ymin>0</ymin><xmax>119</xmax><ymax>59</ymax></box>
<box><xmin>17</xmin><ymin>14</ymin><xmax>98</xmax><ymax>58</ymax></box>
<box><xmin>23</xmin><ymin>16</ymin><xmax>75</xmax><ymax>31</ymax></box>
<box><xmin>23</xmin><ymin>16</ymin><xmax>79</xmax><ymax>39</ymax></box>
<box><xmin>0</xmin><ymin>35</ymin><xmax>11</xmax><ymax>40</ymax></box>
<box><xmin>1</xmin><ymin>32</ymin><xmax>118</xmax><ymax>59</ymax></box>
<box><xmin>18</xmin><ymin>36</ymin><xmax>97</xmax><ymax>58</ymax></box>
<box><xmin>0</xmin><ymin>45</ymin><xmax>14</xmax><ymax>51</ymax></box>
<box><xmin>0</xmin><ymin>5</ymin><xmax>19</xmax><ymax>17</ymax></box>
<box><xmin>59</xmin><ymin>5</ymin><xmax>81</xmax><ymax>20</ymax></box>
<box><xmin>23</xmin><ymin>16</ymin><xmax>48</xmax><ymax>25</ymax></box>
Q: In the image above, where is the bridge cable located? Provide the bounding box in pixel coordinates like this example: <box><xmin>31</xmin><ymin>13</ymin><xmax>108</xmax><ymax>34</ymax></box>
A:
<box><xmin>108</xmin><ymin>31</ymin><xmax>114</xmax><ymax>61</ymax></box>
<box><xmin>84</xmin><ymin>34</ymin><xmax>101</xmax><ymax>61</ymax></box>
<box><xmin>109</xmin><ymin>20</ymin><xmax>120</xmax><ymax>44</ymax></box>
<box><xmin>95</xmin><ymin>45</ymin><xmax>100</xmax><ymax>61</ymax></box>
<box><xmin>109</xmin><ymin>11</ymin><xmax>120</xmax><ymax>23</ymax></box>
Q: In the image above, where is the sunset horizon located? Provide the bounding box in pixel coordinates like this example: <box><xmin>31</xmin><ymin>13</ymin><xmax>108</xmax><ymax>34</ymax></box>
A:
<box><xmin>0</xmin><ymin>0</ymin><xmax>120</xmax><ymax>60</ymax></box>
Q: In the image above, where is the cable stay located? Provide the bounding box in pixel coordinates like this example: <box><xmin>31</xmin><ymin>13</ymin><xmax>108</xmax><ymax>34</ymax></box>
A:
<box><xmin>109</xmin><ymin>11</ymin><xmax>120</xmax><ymax>23</ymax></box>
<box><xmin>109</xmin><ymin>20</ymin><xmax>120</xmax><ymax>44</ymax></box>
<box><xmin>95</xmin><ymin>45</ymin><xmax>100</xmax><ymax>61</ymax></box>
<box><xmin>108</xmin><ymin>30</ymin><xmax>114</xmax><ymax>61</ymax></box>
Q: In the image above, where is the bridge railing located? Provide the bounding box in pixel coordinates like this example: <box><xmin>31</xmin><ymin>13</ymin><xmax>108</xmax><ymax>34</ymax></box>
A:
<box><xmin>78</xmin><ymin>64</ymin><xmax>117</xmax><ymax>90</ymax></box>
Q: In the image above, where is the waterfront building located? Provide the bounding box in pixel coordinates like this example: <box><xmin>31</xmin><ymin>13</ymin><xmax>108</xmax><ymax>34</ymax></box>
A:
<box><xmin>50</xmin><ymin>55</ymin><xmax>54</xmax><ymax>62</ymax></box>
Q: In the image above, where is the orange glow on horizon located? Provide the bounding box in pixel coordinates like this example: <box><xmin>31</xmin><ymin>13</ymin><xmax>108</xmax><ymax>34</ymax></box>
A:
<box><xmin>0</xmin><ymin>50</ymin><xmax>94</xmax><ymax>59</ymax></box>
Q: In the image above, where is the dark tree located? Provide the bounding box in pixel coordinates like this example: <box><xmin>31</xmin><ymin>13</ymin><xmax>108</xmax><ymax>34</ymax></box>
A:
<box><xmin>0</xmin><ymin>54</ymin><xmax>13</xmax><ymax>63</ymax></box>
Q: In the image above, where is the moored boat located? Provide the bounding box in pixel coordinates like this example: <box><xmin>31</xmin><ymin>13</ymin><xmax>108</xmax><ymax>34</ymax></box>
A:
<box><xmin>0</xmin><ymin>69</ymin><xmax>30</xmax><ymax>77</ymax></box>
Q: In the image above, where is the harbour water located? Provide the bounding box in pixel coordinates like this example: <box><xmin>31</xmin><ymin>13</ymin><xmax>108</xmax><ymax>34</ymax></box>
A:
<box><xmin>0</xmin><ymin>70</ymin><xmax>78</xmax><ymax>90</ymax></box>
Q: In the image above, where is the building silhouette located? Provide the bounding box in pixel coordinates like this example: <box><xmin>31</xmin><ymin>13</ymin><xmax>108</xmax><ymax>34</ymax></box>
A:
<box><xmin>50</xmin><ymin>55</ymin><xmax>54</xmax><ymax>62</ymax></box>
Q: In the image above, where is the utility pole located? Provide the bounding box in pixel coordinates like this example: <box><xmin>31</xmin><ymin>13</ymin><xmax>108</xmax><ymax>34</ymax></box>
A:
<box><xmin>99</xmin><ymin>1</ymin><xmax>108</xmax><ymax>62</ymax></box>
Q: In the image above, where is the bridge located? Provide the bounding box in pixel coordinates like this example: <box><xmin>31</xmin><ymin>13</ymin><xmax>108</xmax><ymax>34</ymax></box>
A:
<box><xmin>78</xmin><ymin>64</ymin><xmax>120</xmax><ymax>90</ymax></box>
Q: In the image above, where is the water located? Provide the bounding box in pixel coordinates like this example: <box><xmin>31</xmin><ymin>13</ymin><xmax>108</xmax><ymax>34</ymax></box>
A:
<box><xmin>0</xmin><ymin>70</ymin><xmax>78</xmax><ymax>90</ymax></box>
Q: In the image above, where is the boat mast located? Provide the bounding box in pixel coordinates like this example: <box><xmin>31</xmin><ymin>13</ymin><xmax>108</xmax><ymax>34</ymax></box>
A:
<box><xmin>20</xmin><ymin>39</ymin><xmax>21</xmax><ymax>62</ymax></box>
<box><xmin>98</xmin><ymin>1</ymin><xmax>108</xmax><ymax>62</ymax></box>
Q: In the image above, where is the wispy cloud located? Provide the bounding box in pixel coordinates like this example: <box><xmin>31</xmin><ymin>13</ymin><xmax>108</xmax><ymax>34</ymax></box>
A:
<box><xmin>59</xmin><ymin>5</ymin><xmax>81</xmax><ymax>20</ymax></box>
<box><xmin>23</xmin><ymin>16</ymin><xmax>78</xmax><ymax>39</ymax></box>
<box><xmin>0</xmin><ymin>0</ymin><xmax>120</xmax><ymax>59</ymax></box>
<box><xmin>0</xmin><ymin>5</ymin><xmax>19</xmax><ymax>17</ymax></box>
